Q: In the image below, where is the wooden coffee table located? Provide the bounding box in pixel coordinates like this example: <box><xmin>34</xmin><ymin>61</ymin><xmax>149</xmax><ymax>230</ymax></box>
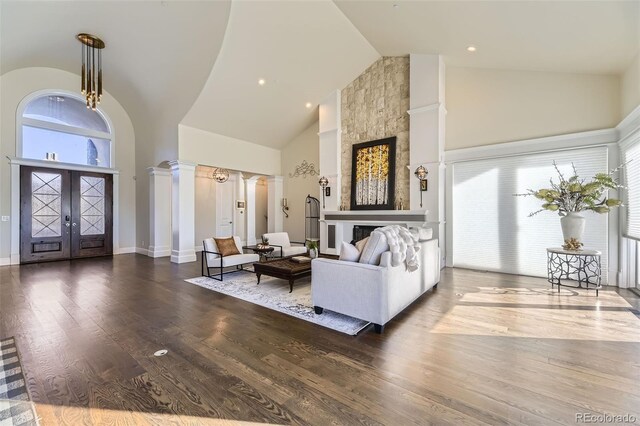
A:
<box><xmin>253</xmin><ymin>256</ymin><xmax>312</xmax><ymax>293</ymax></box>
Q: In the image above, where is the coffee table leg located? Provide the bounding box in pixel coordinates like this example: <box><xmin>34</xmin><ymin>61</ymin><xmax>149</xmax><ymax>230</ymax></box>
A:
<box><xmin>256</xmin><ymin>273</ymin><xmax>261</xmax><ymax>285</ymax></box>
<box><xmin>289</xmin><ymin>279</ymin><xmax>293</xmax><ymax>293</ymax></box>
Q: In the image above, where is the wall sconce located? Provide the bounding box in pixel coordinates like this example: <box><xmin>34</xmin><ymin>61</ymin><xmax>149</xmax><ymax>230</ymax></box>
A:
<box><xmin>414</xmin><ymin>165</ymin><xmax>429</xmax><ymax>208</ymax></box>
<box><xmin>282</xmin><ymin>198</ymin><xmax>289</xmax><ymax>218</ymax></box>
<box><xmin>318</xmin><ymin>176</ymin><xmax>329</xmax><ymax>208</ymax></box>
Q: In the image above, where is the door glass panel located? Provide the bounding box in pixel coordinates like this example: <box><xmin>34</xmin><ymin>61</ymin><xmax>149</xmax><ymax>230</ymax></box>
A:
<box><xmin>31</xmin><ymin>172</ymin><xmax>62</xmax><ymax>237</ymax></box>
<box><xmin>80</xmin><ymin>176</ymin><xmax>105</xmax><ymax>235</ymax></box>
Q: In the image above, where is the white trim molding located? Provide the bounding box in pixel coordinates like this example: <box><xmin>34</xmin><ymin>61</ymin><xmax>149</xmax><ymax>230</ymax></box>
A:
<box><xmin>617</xmin><ymin>104</ymin><xmax>640</xmax><ymax>143</ymax></box>
<box><xmin>407</xmin><ymin>102</ymin><xmax>447</xmax><ymax>116</ymax></box>
<box><xmin>444</xmin><ymin>129</ymin><xmax>618</xmax><ymax>164</ymax></box>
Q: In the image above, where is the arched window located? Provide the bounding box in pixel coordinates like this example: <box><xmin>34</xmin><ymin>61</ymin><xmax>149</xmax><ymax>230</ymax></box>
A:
<box><xmin>20</xmin><ymin>93</ymin><xmax>112</xmax><ymax>167</ymax></box>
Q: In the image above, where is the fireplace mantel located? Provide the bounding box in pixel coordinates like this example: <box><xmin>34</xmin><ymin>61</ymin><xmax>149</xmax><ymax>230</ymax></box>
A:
<box><xmin>322</xmin><ymin>209</ymin><xmax>429</xmax><ymax>225</ymax></box>
<box><xmin>320</xmin><ymin>209</ymin><xmax>437</xmax><ymax>254</ymax></box>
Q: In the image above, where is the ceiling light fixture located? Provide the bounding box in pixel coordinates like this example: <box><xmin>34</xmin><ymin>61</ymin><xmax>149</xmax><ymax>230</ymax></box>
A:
<box><xmin>467</xmin><ymin>46</ymin><xmax>477</xmax><ymax>52</ymax></box>
<box><xmin>258</xmin><ymin>78</ymin><xmax>266</xmax><ymax>86</ymax></box>
<box><xmin>305</xmin><ymin>102</ymin><xmax>312</xmax><ymax>109</ymax></box>
<box><xmin>76</xmin><ymin>33</ymin><xmax>105</xmax><ymax>110</ymax></box>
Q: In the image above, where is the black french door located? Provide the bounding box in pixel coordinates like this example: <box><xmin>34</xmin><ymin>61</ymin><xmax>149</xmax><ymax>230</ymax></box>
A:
<box><xmin>20</xmin><ymin>166</ymin><xmax>113</xmax><ymax>264</ymax></box>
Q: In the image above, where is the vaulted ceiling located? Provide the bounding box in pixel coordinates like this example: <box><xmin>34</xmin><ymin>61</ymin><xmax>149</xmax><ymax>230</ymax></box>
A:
<box><xmin>2</xmin><ymin>0</ymin><xmax>638</xmax><ymax>152</ymax></box>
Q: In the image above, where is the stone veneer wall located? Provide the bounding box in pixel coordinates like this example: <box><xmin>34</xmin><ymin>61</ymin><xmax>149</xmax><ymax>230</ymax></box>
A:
<box><xmin>340</xmin><ymin>56</ymin><xmax>410</xmax><ymax>210</ymax></box>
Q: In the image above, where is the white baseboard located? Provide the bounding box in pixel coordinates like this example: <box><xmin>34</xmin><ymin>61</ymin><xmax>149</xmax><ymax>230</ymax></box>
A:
<box><xmin>171</xmin><ymin>249</ymin><xmax>197</xmax><ymax>264</ymax></box>
<box><xmin>114</xmin><ymin>247</ymin><xmax>137</xmax><ymax>255</ymax></box>
<box><xmin>148</xmin><ymin>245</ymin><xmax>171</xmax><ymax>258</ymax></box>
<box><xmin>136</xmin><ymin>247</ymin><xmax>150</xmax><ymax>256</ymax></box>
<box><xmin>0</xmin><ymin>257</ymin><xmax>10</xmax><ymax>267</ymax></box>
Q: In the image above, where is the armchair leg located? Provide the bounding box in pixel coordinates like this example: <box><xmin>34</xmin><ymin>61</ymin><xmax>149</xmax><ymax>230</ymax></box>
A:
<box><xmin>314</xmin><ymin>306</ymin><xmax>323</xmax><ymax>314</ymax></box>
<box><xmin>373</xmin><ymin>324</ymin><xmax>385</xmax><ymax>334</ymax></box>
<box><xmin>433</xmin><ymin>283</ymin><xmax>438</xmax><ymax>289</ymax></box>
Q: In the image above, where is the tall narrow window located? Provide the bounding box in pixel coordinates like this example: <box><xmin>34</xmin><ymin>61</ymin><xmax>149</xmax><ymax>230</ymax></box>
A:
<box><xmin>21</xmin><ymin>94</ymin><xmax>111</xmax><ymax>167</ymax></box>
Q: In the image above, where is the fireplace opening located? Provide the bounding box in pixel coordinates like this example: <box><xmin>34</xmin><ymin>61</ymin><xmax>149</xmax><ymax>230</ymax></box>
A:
<box><xmin>353</xmin><ymin>225</ymin><xmax>380</xmax><ymax>242</ymax></box>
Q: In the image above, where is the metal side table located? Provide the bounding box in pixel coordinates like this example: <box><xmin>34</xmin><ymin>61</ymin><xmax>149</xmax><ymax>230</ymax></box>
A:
<box><xmin>546</xmin><ymin>247</ymin><xmax>602</xmax><ymax>296</ymax></box>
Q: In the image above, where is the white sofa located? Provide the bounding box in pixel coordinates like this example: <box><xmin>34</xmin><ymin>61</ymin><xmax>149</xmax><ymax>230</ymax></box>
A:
<box><xmin>262</xmin><ymin>232</ymin><xmax>307</xmax><ymax>257</ymax></box>
<box><xmin>311</xmin><ymin>238</ymin><xmax>440</xmax><ymax>333</ymax></box>
<box><xmin>202</xmin><ymin>236</ymin><xmax>259</xmax><ymax>281</ymax></box>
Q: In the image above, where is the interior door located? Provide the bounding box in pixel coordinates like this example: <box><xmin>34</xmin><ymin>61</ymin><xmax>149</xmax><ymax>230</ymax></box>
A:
<box><xmin>20</xmin><ymin>167</ymin><xmax>71</xmax><ymax>263</ymax></box>
<box><xmin>71</xmin><ymin>171</ymin><xmax>113</xmax><ymax>258</ymax></box>
<box><xmin>215</xmin><ymin>181</ymin><xmax>234</xmax><ymax>237</ymax></box>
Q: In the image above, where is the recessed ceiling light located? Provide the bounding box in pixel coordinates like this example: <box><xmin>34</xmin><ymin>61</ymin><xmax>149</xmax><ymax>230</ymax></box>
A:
<box><xmin>258</xmin><ymin>78</ymin><xmax>266</xmax><ymax>86</ymax></box>
<box><xmin>305</xmin><ymin>102</ymin><xmax>313</xmax><ymax>109</ymax></box>
<box><xmin>467</xmin><ymin>46</ymin><xmax>477</xmax><ymax>52</ymax></box>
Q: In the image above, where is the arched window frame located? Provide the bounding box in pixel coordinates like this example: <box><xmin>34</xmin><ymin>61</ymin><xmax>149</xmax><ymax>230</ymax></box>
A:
<box><xmin>16</xmin><ymin>89</ymin><xmax>115</xmax><ymax>168</ymax></box>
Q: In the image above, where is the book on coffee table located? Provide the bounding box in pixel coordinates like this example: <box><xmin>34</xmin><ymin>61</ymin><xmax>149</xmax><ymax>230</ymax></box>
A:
<box><xmin>291</xmin><ymin>256</ymin><xmax>312</xmax><ymax>263</ymax></box>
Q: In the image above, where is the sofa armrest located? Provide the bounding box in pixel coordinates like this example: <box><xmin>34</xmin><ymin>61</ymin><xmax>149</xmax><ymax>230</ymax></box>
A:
<box><xmin>311</xmin><ymin>258</ymin><xmax>390</xmax><ymax>324</ymax></box>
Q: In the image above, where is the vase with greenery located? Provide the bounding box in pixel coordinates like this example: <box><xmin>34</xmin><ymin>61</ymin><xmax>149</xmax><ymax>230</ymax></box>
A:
<box><xmin>516</xmin><ymin>162</ymin><xmax>623</xmax><ymax>247</ymax></box>
<box><xmin>307</xmin><ymin>240</ymin><xmax>319</xmax><ymax>259</ymax></box>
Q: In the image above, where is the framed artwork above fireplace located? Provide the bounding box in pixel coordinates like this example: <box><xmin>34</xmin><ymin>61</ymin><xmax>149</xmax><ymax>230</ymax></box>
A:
<box><xmin>350</xmin><ymin>137</ymin><xmax>396</xmax><ymax>210</ymax></box>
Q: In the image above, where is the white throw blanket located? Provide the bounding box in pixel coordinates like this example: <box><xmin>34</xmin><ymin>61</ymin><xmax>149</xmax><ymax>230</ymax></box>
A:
<box><xmin>373</xmin><ymin>225</ymin><xmax>421</xmax><ymax>272</ymax></box>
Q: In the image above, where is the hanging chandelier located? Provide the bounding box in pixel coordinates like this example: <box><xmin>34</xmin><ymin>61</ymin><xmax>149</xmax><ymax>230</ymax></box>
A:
<box><xmin>76</xmin><ymin>33</ymin><xmax>105</xmax><ymax>110</ymax></box>
<box><xmin>211</xmin><ymin>167</ymin><xmax>230</xmax><ymax>183</ymax></box>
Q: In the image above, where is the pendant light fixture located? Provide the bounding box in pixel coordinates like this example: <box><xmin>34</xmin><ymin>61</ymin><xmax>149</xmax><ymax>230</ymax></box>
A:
<box><xmin>211</xmin><ymin>167</ymin><xmax>230</xmax><ymax>183</ymax></box>
<box><xmin>76</xmin><ymin>33</ymin><xmax>105</xmax><ymax>110</ymax></box>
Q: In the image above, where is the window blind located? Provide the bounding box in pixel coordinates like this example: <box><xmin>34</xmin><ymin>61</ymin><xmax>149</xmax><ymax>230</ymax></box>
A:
<box><xmin>623</xmin><ymin>139</ymin><xmax>640</xmax><ymax>240</ymax></box>
<box><xmin>452</xmin><ymin>146</ymin><xmax>608</xmax><ymax>281</ymax></box>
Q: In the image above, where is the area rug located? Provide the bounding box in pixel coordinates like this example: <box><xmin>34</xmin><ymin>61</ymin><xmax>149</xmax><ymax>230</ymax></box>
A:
<box><xmin>0</xmin><ymin>337</ymin><xmax>39</xmax><ymax>426</ymax></box>
<box><xmin>184</xmin><ymin>273</ymin><xmax>370</xmax><ymax>335</ymax></box>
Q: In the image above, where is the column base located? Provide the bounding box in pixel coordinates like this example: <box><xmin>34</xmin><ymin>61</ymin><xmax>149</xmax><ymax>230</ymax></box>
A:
<box><xmin>171</xmin><ymin>249</ymin><xmax>197</xmax><ymax>264</ymax></box>
<box><xmin>148</xmin><ymin>245</ymin><xmax>171</xmax><ymax>258</ymax></box>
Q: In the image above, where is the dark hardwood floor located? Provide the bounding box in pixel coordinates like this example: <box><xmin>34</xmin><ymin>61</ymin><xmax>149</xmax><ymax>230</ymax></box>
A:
<box><xmin>1</xmin><ymin>254</ymin><xmax>639</xmax><ymax>425</ymax></box>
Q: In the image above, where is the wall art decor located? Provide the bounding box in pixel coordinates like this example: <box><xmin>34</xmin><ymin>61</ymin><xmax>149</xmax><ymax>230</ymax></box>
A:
<box><xmin>289</xmin><ymin>160</ymin><xmax>319</xmax><ymax>179</ymax></box>
<box><xmin>350</xmin><ymin>137</ymin><xmax>396</xmax><ymax>210</ymax></box>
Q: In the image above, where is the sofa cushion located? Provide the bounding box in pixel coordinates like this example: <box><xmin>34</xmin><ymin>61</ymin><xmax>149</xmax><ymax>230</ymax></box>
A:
<box><xmin>339</xmin><ymin>242</ymin><xmax>361</xmax><ymax>262</ymax></box>
<box><xmin>359</xmin><ymin>232</ymin><xmax>389</xmax><ymax>265</ymax></box>
<box><xmin>355</xmin><ymin>236</ymin><xmax>369</xmax><ymax>252</ymax></box>
<box><xmin>207</xmin><ymin>253</ymin><xmax>259</xmax><ymax>268</ymax></box>
<box><xmin>214</xmin><ymin>237</ymin><xmax>240</xmax><ymax>256</ymax></box>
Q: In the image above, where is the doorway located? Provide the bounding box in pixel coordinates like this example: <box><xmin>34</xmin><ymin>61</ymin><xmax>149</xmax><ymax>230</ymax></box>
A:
<box><xmin>20</xmin><ymin>166</ymin><xmax>113</xmax><ymax>263</ymax></box>
<box><xmin>215</xmin><ymin>179</ymin><xmax>234</xmax><ymax>237</ymax></box>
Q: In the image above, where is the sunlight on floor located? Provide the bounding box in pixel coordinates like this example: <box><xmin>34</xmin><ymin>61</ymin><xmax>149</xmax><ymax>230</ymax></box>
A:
<box><xmin>33</xmin><ymin>403</ymin><xmax>270</xmax><ymax>426</ymax></box>
<box><xmin>431</xmin><ymin>287</ymin><xmax>640</xmax><ymax>342</ymax></box>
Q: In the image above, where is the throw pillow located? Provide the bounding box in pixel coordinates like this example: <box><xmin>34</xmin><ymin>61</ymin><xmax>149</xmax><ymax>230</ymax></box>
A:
<box><xmin>339</xmin><ymin>241</ymin><xmax>361</xmax><ymax>262</ymax></box>
<box><xmin>358</xmin><ymin>232</ymin><xmax>389</xmax><ymax>265</ymax></box>
<box><xmin>214</xmin><ymin>237</ymin><xmax>240</xmax><ymax>256</ymax></box>
<box><xmin>355</xmin><ymin>236</ymin><xmax>369</xmax><ymax>253</ymax></box>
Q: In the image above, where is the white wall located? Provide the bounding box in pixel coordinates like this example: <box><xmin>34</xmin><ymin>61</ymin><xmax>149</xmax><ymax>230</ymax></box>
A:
<box><xmin>0</xmin><ymin>67</ymin><xmax>137</xmax><ymax>262</ymax></box>
<box><xmin>178</xmin><ymin>124</ymin><xmax>281</xmax><ymax>176</ymax></box>
<box><xmin>446</xmin><ymin>67</ymin><xmax>621</xmax><ymax>150</ymax></box>
<box><xmin>281</xmin><ymin>121</ymin><xmax>319</xmax><ymax>242</ymax></box>
<box><xmin>622</xmin><ymin>53</ymin><xmax>640</xmax><ymax>119</ymax></box>
<box><xmin>255</xmin><ymin>178</ymin><xmax>268</xmax><ymax>240</ymax></box>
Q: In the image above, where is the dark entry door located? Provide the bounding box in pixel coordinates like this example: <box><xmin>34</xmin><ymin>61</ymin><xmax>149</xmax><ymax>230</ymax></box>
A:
<box><xmin>20</xmin><ymin>167</ymin><xmax>71</xmax><ymax>263</ymax></box>
<box><xmin>20</xmin><ymin>166</ymin><xmax>113</xmax><ymax>263</ymax></box>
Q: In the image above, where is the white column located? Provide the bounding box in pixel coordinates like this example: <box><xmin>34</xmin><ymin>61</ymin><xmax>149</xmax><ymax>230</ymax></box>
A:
<box><xmin>409</xmin><ymin>54</ymin><xmax>446</xmax><ymax>267</ymax></box>
<box><xmin>245</xmin><ymin>176</ymin><xmax>259</xmax><ymax>245</ymax></box>
<box><xmin>168</xmin><ymin>160</ymin><xmax>196</xmax><ymax>263</ymax></box>
<box><xmin>267</xmin><ymin>176</ymin><xmax>284</xmax><ymax>233</ymax></box>
<box><xmin>147</xmin><ymin>167</ymin><xmax>172</xmax><ymax>257</ymax></box>
<box><xmin>318</xmin><ymin>90</ymin><xmax>342</xmax><ymax>254</ymax></box>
